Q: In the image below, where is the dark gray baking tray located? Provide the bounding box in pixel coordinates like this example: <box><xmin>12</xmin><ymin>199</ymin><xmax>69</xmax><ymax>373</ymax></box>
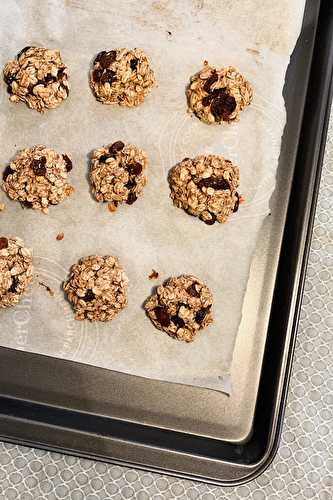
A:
<box><xmin>0</xmin><ymin>0</ymin><xmax>332</xmax><ymax>486</ymax></box>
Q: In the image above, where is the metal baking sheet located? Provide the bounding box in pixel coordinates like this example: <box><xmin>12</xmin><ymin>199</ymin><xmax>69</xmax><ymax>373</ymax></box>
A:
<box><xmin>0</xmin><ymin>0</ymin><xmax>332</xmax><ymax>486</ymax></box>
<box><xmin>0</xmin><ymin>0</ymin><xmax>304</xmax><ymax>394</ymax></box>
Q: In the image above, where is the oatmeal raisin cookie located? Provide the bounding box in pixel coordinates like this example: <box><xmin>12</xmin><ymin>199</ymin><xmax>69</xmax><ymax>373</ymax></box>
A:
<box><xmin>90</xmin><ymin>48</ymin><xmax>155</xmax><ymax>107</ymax></box>
<box><xmin>2</xmin><ymin>145</ymin><xmax>74</xmax><ymax>214</ymax></box>
<box><xmin>145</xmin><ymin>274</ymin><xmax>213</xmax><ymax>342</ymax></box>
<box><xmin>89</xmin><ymin>141</ymin><xmax>148</xmax><ymax>209</ymax></box>
<box><xmin>3</xmin><ymin>46</ymin><xmax>70</xmax><ymax>112</ymax></box>
<box><xmin>63</xmin><ymin>255</ymin><xmax>128</xmax><ymax>322</ymax></box>
<box><xmin>187</xmin><ymin>63</ymin><xmax>252</xmax><ymax>124</ymax></box>
<box><xmin>169</xmin><ymin>154</ymin><xmax>241</xmax><ymax>225</ymax></box>
<box><xmin>0</xmin><ymin>236</ymin><xmax>33</xmax><ymax>309</ymax></box>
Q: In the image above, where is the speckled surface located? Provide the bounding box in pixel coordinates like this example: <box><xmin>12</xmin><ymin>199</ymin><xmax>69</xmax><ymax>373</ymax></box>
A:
<box><xmin>0</xmin><ymin>109</ymin><xmax>332</xmax><ymax>500</ymax></box>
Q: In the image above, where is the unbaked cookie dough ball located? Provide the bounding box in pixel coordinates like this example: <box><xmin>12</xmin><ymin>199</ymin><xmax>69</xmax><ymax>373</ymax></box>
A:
<box><xmin>145</xmin><ymin>275</ymin><xmax>213</xmax><ymax>342</ymax></box>
<box><xmin>90</xmin><ymin>48</ymin><xmax>155</xmax><ymax>107</ymax></box>
<box><xmin>3</xmin><ymin>46</ymin><xmax>70</xmax><ymax>112</ymax></box>
<box><xmin>63</xmin><ymin>255</ymin><xmax>128</xmax><ymax>322</ymax></box>
<box><xmin>89</xmin><ymin>141</ymin><xmax>148</xmax><ymax>209</ymax></box>
<box><xmin>0</xmin><ymin>236</ymin><xmax>33</xmax><ymax>309</ymax></box>
<box><xmin>169</xmin><ymin>154</ymin><xmax>241</xmax><ymax>225</ymax></box>
<box><xmin>2</xmin><ymin>145</ymin><xmax>74</xmax><ymax>214</ymax></box>
<box><xmin>187</xmin><ymin>63</ymin><xmax>252</xmax><ymax>124</ymax></box>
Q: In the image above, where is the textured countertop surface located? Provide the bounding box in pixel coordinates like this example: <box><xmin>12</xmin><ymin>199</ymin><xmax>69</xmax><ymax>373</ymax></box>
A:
<box><xmin>0</xmin><ymin>109</ymin><xmax>332</xmax><ymax>499</ymax></box>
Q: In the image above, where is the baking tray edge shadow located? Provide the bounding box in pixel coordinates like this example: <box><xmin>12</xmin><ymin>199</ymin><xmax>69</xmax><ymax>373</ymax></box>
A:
<box><xmin>0</xmin><ymin>0</ymin><xmax>332</xmax><ymax>486</ymax></box>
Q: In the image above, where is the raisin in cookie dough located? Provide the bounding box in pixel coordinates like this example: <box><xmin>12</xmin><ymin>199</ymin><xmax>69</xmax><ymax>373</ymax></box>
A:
<box><xmin>0</xmin><ymin>236</ymin><xmax>33</xmax><ymax>309</ymax></box>
<box><xmin>89</xmin><ymin>141</ymin><xmax>148</xmax><ymax>209</ymax></box>
<box><xmin>145</xmin><ymin>275</ymin><xmax>213</xmax><ymax>342</ymax></box>
<box><xmin>3</xmin><ymin>47</ymin><xmax>70</xmax><ymax>112</ymax></box>
<box><xmin>187</xmin><ymin>63</ymin><xmax>252</xmax><ymax>124</ymax></box>
<box><xmin>63</xmin><ymin>255</ymin><xmax>128</xmax><ymax>322</ymax></box>
<box><xmin>90</xmin><ymin>48</ymin><xmax>155</xmax><ymax>107</ymax></box>
<box><xmin>2</xmin><ymin>145</ymin><xmax>74</xmax><ymax>214</ymax></box>
<box><xmin>169</xmin><ymin>154</ymin><xmax>241</xmax><ymax>225</ymax></box>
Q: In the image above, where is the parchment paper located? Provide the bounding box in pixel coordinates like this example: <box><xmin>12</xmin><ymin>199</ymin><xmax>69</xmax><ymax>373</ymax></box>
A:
<box><xmin>0</xmin><ymin>0</ymin><xmax>305</xmax><ymax>393</ymax></box>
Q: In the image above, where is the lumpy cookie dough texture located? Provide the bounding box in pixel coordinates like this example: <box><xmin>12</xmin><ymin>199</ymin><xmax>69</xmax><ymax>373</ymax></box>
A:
<box><xmin>3</xmin><ymin>46</ymin><xmax>70</xmax><ymax>112</ymax></box>
<box><xmin>90</xmin><ymin>48</ymin><xmax>155</xmax><ymax>107</ymax></box>
<box><xmin>187</xmin><ymin>63</ymin><xmax>252</xmax><ymax>124</ymax></box>
<box><xmin>0</xmin><ymin>236</ymin><xmax>33</xmax><ymax>309</ymax></box>
<box><xmin>63</xmin><ymin>255</ymin><xmax>128</xmax><ymax>321</ymax></box>
<box><xmin>169</xmin><ymin>154</ymin><xmax>241</xmax><ymax>225</ymax></box>
<box><xmin>145</xmin><ymin>275</ymin><xmax>213</xmax><ymax>342</ymax></box>
<box><xmin>2</xmin><ymin>145</ymin><xmax>74</xmax><ymax>214</ymax></box>
<box><xmin>89</xmin><ymin>141</ymin><xmax>148</xmax><ymax>209</ymax></box>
